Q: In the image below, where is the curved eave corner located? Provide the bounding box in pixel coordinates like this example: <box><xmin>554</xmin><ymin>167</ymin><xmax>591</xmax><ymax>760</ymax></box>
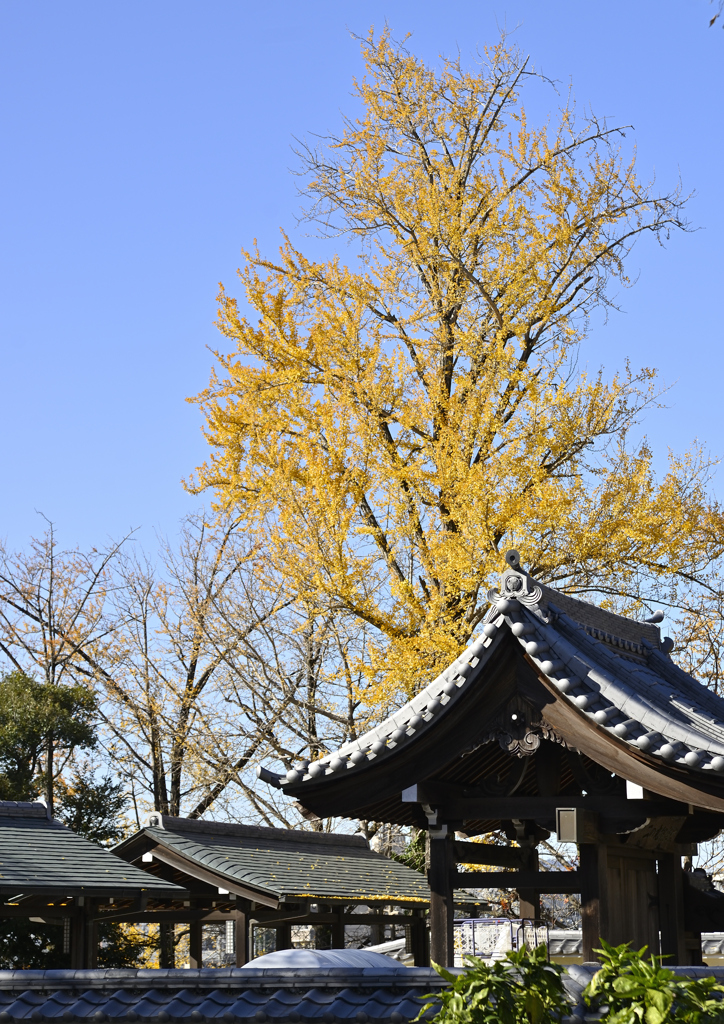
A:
<box><xmin>258</xmin><ymin>623</ymin><xmax>503</xmax><ymax>794</ymax></box>
<box><xmin>258</xmin><ymin>551</ymin><xmax>724</xmax><ymax>800</ymax></box>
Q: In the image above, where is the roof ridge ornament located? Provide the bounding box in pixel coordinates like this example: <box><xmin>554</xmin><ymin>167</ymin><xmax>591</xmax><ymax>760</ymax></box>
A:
<box><xmin>487</xmin><ymin>550</ymin><xmax>543</xmax><ymax>612</ymax></box>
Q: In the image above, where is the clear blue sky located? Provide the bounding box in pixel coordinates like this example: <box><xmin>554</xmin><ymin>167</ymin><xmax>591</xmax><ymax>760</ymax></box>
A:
<box><xmin>1</xmin><ymin>1</ymin><xmax>722</xmax><ymax>553</ymax></box>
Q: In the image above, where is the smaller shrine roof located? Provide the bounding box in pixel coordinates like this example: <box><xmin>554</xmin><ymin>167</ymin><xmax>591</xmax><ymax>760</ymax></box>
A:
<box><xmin>115</xmin><ymin>816</ymin><xmax>430</xmax><ymax>906</ymax></box>
<box><xmin>0</xmin><ymin>802</ymin><xmax>185</xmax><ymax>898</ymax></box>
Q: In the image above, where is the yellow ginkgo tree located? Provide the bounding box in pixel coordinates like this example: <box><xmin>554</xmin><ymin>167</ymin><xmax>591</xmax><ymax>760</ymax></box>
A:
<box><xmin>189</xmin><ymin>31</ymin><xmax>724</xmax><ymax>709</ymax></box>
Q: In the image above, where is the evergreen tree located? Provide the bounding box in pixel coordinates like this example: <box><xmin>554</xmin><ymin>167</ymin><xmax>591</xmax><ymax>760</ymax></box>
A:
<box><xmin>0</xmin><ymin>670</ymin><xmax>154</xmax><ymax>968</ymax></box>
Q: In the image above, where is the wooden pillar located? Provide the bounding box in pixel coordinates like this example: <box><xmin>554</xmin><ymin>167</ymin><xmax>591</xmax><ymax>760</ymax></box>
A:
<box><xmin>369</xmin><ymin>906</ymin><xmax>384</xmax><ymax>946</ymax></box>
<box><xmin>188</xmin><ymin>920</ymin><xmax>203</xmax><ymax>968</ymax></box>
<box><xmin>159</xmin><ymin>921</ymin><xmax>175</xmax><ymax>968</ymax></box>
<box><xmin>684</xmin><ymin>931</ymin><xmax>704</xmax><ymax>967</ymax></box>
<box><xmin>518</xmin><ymin>847</ymin><xmax>540</xmax><ymax>920</ymax></box>
<box><xmin>410</xmin><ymin>909</ymin><xmax>429</xmax><ymax>967</ymax></box>
<box><xmin>658</xmin><ymin>853</ymin><xmax>685</xmax><ymax>963</ymax></box>
<box><xmin>85</xmin><ymin>903</ymin><xmax>98</xmax><ymax>969</ymax></box>
<box><xmin>70</xmin><ymin>908</ymin><xmax>86</xmax><ymax>969</ymax></box>
<box><xmin>234</xmin><ymin>910</ymin><xmax>248</xmax><ymax>966</ymax></box>
<box><xmin>332</xmin><ymin>906</ymin><xmax>345</xmax><ymax>949</ymax></box>
<box><xmin>70</xmin><ymin>899</ymin><xmax>98</xmax><ymax>969</ymax></box>
<box><xmin>427</xmin><ymin>829</ymin><xmax>454</xmax><ymax>968</ymax></box>
<box><xmin>278</xmin><ymin>921</ymin><xmax>292</xmax><ymax>950</ymax></box>
<box><xmin>580</xmin><ymin>842</ymin><xmax>608</xmax><ymax>963</ymax></box>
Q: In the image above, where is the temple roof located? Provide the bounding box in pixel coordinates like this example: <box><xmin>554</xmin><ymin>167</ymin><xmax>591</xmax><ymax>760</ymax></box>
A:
<box><xmin>0</xmin><ymin>802</ymin><xmax>186</xmax><ymax>898</ymax></box>
<box><xmin>265</xmin><ymin>555</ymin><xmax>724</xmax><ymax>822</ymax></box>
<box><xmin>115</xmin><ymin>815</ymin><xmax>430</xmax><ymax>906</ymax></box>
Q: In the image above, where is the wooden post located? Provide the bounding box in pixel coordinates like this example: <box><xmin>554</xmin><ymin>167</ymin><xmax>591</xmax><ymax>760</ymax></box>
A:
<box><xmin>332</xmin><ymin>906</ymin><xmax>345</xmax><ymax>948</ymax></box>
<box><xmin>684</xmin><ymin>930</ymin><xmax>704</xmax><ymax>966</ymax></box>
<box><xmin>580</xmin><ymin>842</ymin><xmax>608</xmax><ymax>963</ymax></box>
<box><xmin>369</xmin><ymin>906</ymin><xmax>384</xmax><ymax>946</ymax></box>
<box><xmin>277</xmin><ymin>921</ymin><xmax>292</xmax><ymax>950</ymax></box>
<box><xmin>518</xmin><ymin>847</ymin><xmax>540</xmax><ymax>921</ymax></box>
<box><xmin>410</xmin><ymin>908</ymin><xmax>428</xmax><ymax>967</ymax></box>
<box><xmin>234</xmin><ymin>910</ymin><xmax>247</xmax><ymax>966</ymax></box>
<box><xmin>72</xmin><ymin>899</ymin><xmax>97</xmax><ymax>969</ymax></box>
<box><xmin>85</xmin><ymin>912</ymin><xmax>98</xmax><ymax>969</ymax></box>
<box><xmin>189</xmin><ymin>920</ymin><xmax>203</xmax><ymax>968</ymax></box>
<box><xmin>427</xmin><ymin>829</ymin><xmax>454</xmax><ymax>967</ymax></box>
<box><xmin>159</xmin><ymin>921</ymin><xmax>175</xmax><ymax>968</ymax></box>
<box><xmin>70</xmin><ymin>908</ymin><xmax>86</xmax><ymax>969</ymax></box>
<box><xmin>658</xmin><ymin>853</ymin><xmax>686</xmax><ymax>963</ymax></box>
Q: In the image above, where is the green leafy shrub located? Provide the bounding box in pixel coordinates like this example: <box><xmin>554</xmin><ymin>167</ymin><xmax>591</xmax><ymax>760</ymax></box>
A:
<box><xmin>585</xmin><ymin>939</ymin><xmax>724</xmax><ymax>1024</ymax></box>
<box><xmin>420</xmin><ymin>945</ymin><xmax>572</xmax><ymax>1024</ymax></box>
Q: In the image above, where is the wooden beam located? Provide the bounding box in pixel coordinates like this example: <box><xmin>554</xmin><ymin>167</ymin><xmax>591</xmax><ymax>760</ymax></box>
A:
<box><xmin>254</xmin><ymin>912</ymin><xmax>425</xmax><ymax>925</ymax></box>
<box><xmin>94</xmin><ymin>908</ymin><xmax>213</xmax><ymax>924</ymax></box>
<box><xmin>90</xmin><ymin>908</ymin><xmax>427</xmax><ymax>926</ymax></box>
<box><xmin>454</xmin><ymin>870</ymin><xmax>580</xmax><ymax>893</ymax></box>
<box><xmin>405</xmin><ymin>784</ymin><xmax>688</xmax><ymax>822</ymax></box>
<box><xmin>453</xmin><ymin>841</ymin><xmax>525</xmax><ymax>868</ymax></box>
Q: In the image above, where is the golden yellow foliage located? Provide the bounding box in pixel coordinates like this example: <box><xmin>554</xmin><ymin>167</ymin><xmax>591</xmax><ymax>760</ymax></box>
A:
<box><xmin>189</xmin><ymin>32</ymin><xmax>724</xmax><ymax>708</ymax></box>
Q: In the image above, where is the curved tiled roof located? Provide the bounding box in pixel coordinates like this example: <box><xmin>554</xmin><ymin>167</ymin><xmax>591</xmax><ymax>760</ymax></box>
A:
<box><xmin>0</xmin><ymin>967</ymin><xmax>445</xmax><ymax>1023</ymax></box>
<box><xmin>0</xmin><ymin>964</ymin><xmax>722</xmax><ymax>1023</ymax></box>
<box><xmin>268</xmin><ymin>558</ymin><xmax>724</xmax><ymax>793</ymax></box>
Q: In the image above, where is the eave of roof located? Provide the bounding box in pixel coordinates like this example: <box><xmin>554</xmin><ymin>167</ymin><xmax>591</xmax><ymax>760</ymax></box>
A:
<box><xmin>270</xmin><ymin>560</ymin><xmax>724</xmax><ymax>815</ymax></box>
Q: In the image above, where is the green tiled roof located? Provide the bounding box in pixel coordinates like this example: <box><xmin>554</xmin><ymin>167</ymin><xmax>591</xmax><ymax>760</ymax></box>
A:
<box><xmin>0</xmin><ymin>802</ymin><xmax>186</xmax><ymax>898</ymax></box>
<box><xmin>118</xmin><ymin>816</ymin><xmax>429</xmax><ymax>904</ymax></box>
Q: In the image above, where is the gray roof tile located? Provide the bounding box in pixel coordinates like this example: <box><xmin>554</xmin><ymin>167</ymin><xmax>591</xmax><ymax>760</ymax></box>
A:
<box><xmin>273</xmin><ymin>564</ymin><xmax>724</xmax><ymax>788</ymax></box>
<box><xmin>117</xmin><ymin>817</ymin><xmax>428</xmax><ymax>905</ymax></box>
<box><xmin>0</xmin><ymin>802</ymin><xmax>185</xmax><ymax>898</ymax></box>
<box><xmin>0</xmin><ymin>969</ymin><xmax>447</xmax><ymax>1023</ymax></box>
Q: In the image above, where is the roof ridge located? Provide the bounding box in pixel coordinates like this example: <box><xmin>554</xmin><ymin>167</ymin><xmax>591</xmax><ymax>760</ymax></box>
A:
<box><xmin>152</xmin><ymin>815</ymin><xmax>369</xmax><ymax>848</ymax></box>
<box><xmin>533</xmin><ymin>582</ymin><xmax>662</xmax><ymax>648</ymax></box>
<box><xmin>0</xmin><ymin>800</ymin><xmax>50</xmax><ymax>819</ymax></box>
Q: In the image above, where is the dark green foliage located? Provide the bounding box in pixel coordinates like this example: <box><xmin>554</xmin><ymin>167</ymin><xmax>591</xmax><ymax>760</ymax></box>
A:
<box><xmin>420</xmin><ymin>945</ymin><xmax>571</xmax><ymax>1024</ymax></box>
<box><xmin>97</xmin><ymin>922</ymin><xmax>157</xmax><ymax>968</ymax></box>
<box><xmin>392</xmin><ymin>828</ymin><xmax>426</xmax><ymax>874</ymax></box>
<box><xmin>0</xmin><ymin>669</ymin><xmax>149</xmax><ymax>967</ymax></box>
<box><xmin>0</xmin><ymin>670</ymin><xmax>96</xmax><ymax>800</ymax></box>
<box><xmin>0</xmin><ymin>921</ymin><xmax>156</xmax><ymax>970</ymax></box>
<box><xmin>585</xmin><ymin>939</ymin><xmax>724</xmax><ymax>1024</ymax></box>
<box><xmin>56</xmin><ymin>764</ymin><xmax>129</xmax><ymax>846</ymax></box>
<box><xmin>0</xmin><ymin>920</ymin><xmax>69</xmax><ymax>969</ymax></box>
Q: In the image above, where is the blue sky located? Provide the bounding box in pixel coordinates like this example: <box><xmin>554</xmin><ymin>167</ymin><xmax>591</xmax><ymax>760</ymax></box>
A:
<box><xmin>1</xmin><ymin>0</ymin><xmax>722</xmax><ymax>553</ymax></box>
